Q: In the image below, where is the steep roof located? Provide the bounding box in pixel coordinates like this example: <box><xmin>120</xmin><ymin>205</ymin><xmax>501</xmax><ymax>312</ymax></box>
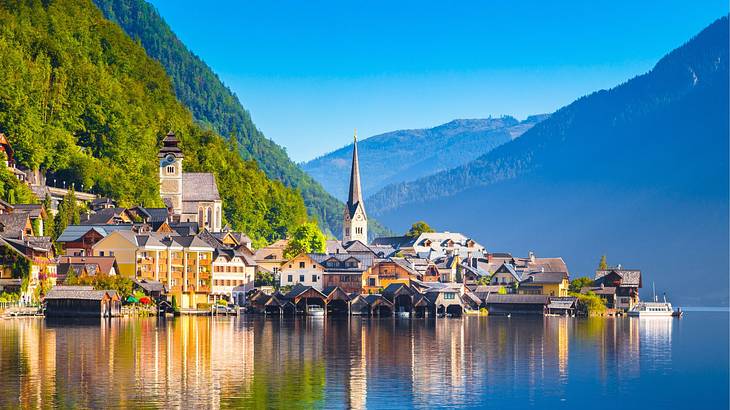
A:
<box><xmin>13</xmin><ymin>204</ymin><xmax>44</xmax><ymax>219</ymax></box>
<box><xmin>182</xmin><ymin>173</ymin><xmax>220</xmax><ymax>202</ymax></box>
<box><xmin>158</xmin><ymin>131</ymin><xmax>183</xmax><ymax>158</ymax></box>
<box><xmin>58</xmin><ymin>256</ymin><xmax>118</xmax><ymax>276</ymax></box>
<box><xmin>484</xmin><ymin>294</ymin><xmax>549</xmax><ymax>305</ymax></box>
<box><xmin>45</xmin><ymin>286</ymin><xmax>109</xmax><ymax>301</ymax></box>
<box><xmin>79</xmin><ymin>208</ymin><xmax>130</xmax><ymax>225</ymax></box>
<box><xmin>521</xmin><ymin>271</ymin><xmax>568</xmax><ymax>285</ymax></box>
<box><xmin>0</xmin><ymin>213</ymin><xmax>30</xmax><ymax>239</ymax></box>
<box><xmin>594</xmin><ymin>269</ymin><xmax>642</xmax><ymax>287</ymax></box>
<box><xmin>346</xmin><ymin>134</ymin><xmax>366</xmax><ymax>218</ymax></box>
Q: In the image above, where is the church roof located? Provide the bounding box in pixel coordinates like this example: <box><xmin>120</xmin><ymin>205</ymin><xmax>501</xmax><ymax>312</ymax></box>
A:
<box><xmin>346</xmin><ymin>133</ymin><xmax>366</xmax><ymax>218</ymax></box>
<box><xmin>182</xmin><ymin>173</ymin><xmax>220</xmax><ymax>202</ymax></box>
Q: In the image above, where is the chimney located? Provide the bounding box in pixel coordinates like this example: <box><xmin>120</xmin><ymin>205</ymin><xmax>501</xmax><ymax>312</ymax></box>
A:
<box><xmin>529</xmin><ymin>251</ymin><xmax>535</xmax><ymax>263</ymax></box>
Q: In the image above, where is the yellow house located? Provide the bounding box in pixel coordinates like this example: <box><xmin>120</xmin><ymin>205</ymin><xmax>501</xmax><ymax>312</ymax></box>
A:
<box><xmin>518</xmin><ymin>272</ymin><xmax>570</xmax><ymax>297</ymax></box>
<box><xmin>363</xmin><ymin>258</ymin><xmax>418</xmax><ymax>294</ymax></box>
<box><xmin>253</xmin><ymin>239</ymin><xmax>288</xmax><ymax>279</ymax></box>
<box><xmin>92</xmin><ymin>231</ymin><xmax>214</xmax><ymax>309</ymax></box>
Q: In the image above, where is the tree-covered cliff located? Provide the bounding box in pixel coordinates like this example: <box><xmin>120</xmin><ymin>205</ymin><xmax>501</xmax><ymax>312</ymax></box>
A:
<box><xmin>0</xmin><ymin>0</ymin><xmax>307</xmax><ymax>245</ymax></box>
<box><xmin>91</xmin><ymin>0</ymin><xmax>390</xmax><ymax>239</ymax></box>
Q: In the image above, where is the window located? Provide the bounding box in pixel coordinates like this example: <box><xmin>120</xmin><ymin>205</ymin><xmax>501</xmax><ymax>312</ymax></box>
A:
<box><xmin>369</xmin><ymin>278</ymin><xmax>376</xmax><ymax>287</ymax></box>
<box><xmin>109</xmin><ymin>251</ymin><xmax>114</xmax><ymax>256</ymax></box>
<box><xmin>299</xmin><ymin>262</ymin><xmax>305</xmax><ymax>269</ymax></box>
<box><xmin>299</xmin><ymin>275</ymin><xmax>304</xmax><ymax>282</ymax></box>
<box><xmin>170</xmin><ymin>279</ymin><xmax>177</xmax><ymax>287</ymax></box>
<box><xmin>444</xmin><ymin>292</ymin><xmax>455</xmax><ymax>300</ymax></box>
<box><xmin>273</xmin><ymin>267</ymin><xmax>279</xmax><ymax>274</ymax></box>
<box><xmin>345</xmin><ymin>228</ymin><xmax>350</xmax><ymax>236</ymax></box>
<box><xmin>312</xmin><ymin>274</ymin><xmax>317</xmax><ymax>282</ymax></box>
<box><xmin>99</xmin><ymin>251</ymin><xmax>104</xmax><ymax>256</ymax></box>
<box><xmin>287</xmin><ymin>275</ymin><xmax>293</xmax><ymax>282</ymax></box>
<box><xmin>166</xmin><ymin>165</ymin><xmax>175</xmax><ymax>174</ymax></box>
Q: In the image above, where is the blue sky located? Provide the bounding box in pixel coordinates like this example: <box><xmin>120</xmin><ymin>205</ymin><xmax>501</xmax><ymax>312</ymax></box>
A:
<box><xmin>148</xmin><ymin>0</ymin><xmax>726</xmax><ymax>162</ymax></box>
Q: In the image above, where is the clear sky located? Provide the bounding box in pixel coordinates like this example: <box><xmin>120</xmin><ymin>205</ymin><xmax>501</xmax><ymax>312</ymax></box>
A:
<box><xmin>148</xmin><ymin>0</ymin><xmax>726</xmax><ymax>162</ymax></box>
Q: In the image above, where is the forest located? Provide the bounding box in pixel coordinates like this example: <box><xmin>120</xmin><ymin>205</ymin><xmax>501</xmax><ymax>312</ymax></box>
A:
<box><xmin>0</xmin><ymin>0</ymin><xmax>308</xmax><ymax>246</ymax></box>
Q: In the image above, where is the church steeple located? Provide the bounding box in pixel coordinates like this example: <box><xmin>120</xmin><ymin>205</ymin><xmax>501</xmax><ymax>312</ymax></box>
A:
<box><xmin>343</xmin><ymin>129</ymin><xmax>367</xmax><ymax>243</ymax></box>
<box><xmin>347</xmin><ymin>130</ymin><xmax>364</xmax><ymax>212</ymax></box>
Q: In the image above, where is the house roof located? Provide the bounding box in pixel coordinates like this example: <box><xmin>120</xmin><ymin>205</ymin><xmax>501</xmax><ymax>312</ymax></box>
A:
<box><xmin>13</xmin><ymin>204</ymin><xmax>44</xmax><ymax>219</ymax></box>
<box><xmin>521</xmin><ymin>271</ymin><xmax>568</xmax><ymax>285</ymax></box>
<box><xmin>254</xmin><ymin>239</ymin><xmax>288</xmax><ymax>262</ymax></box>
<box><xmin>158</xmin><ymin>132</ymin><xmax>183</xmax><ymax>157</ymax></box>
<box><xmin>169</xmin><ymin>222</ymin><xmax>198</xmax><ymax>236</ymax></box>
<box><xmin>182</xmin><ymin>173</ymin><xmax>220</xmax><ymax>202</ymax></box>
<box><xmin>57</xmin><ymin>224</ymin><xmax>134</xmax><ymax>243</ymax></box>
<box><xmin>133</xmin><ymin>278</ymin><xmax>166</xmax><ymax>293</ymax></box>
<box><xmin>80</xmin><ymin>208</ymin><xmax>130</xmax><ymax>225</ymax></box>
<box><xmin>370</xmin><ymin>236</ymin><xmax>415</xmax><ymax>249</ymax></box>
<box><xmin>58</xmin><ymin>256</ymin><xmax>118</xmax><ymax>276</ymax></box>
<box><xmin>594</xmin><ymin>269</ymin><xmax>642</xmax><ymax>287</ymax></box>
<box><xmin>325</xmin><ymin>240</ymin><xmax>347</xmax><ymax>254</ymax></box>
<box><xmin>547</xmin><ymin>298</ymin><xmax>577</xmax><ymax>310</ymax></box>
<box><xmin>580</xmin><ymin>286</ymin><xmax>617</xmax><ymax>295</ymax></box>
<box><xmin>484</xmin><ymin>294</ymin><xmax>549</xmax><ymax>305</ymax></box>
<box><xmin>45</xmin><ymin>286</ymin><xmax>109</xmax><ymax>301</ymax></box>
<box><xmin>0</xmin><ymin>213</ymin><xmax>30</xmax><ymax>239</ymax></box>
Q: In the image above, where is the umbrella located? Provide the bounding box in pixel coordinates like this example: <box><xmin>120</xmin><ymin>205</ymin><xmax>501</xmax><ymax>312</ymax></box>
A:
<box><xmin>139</xmin><ymin>296</ymin><xmax>152</xmax><ymax>305</ymax></box>
<box><xmin>126</xmin><ymin>296</ymin><xmax>139</xmax><ymax>303</ymax></box>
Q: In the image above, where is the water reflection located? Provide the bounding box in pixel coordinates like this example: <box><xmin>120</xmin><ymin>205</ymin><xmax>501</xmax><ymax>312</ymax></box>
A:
<box><xmin>0</xmin><ymin>314</ymin><xmax>705</xmax><ymax>409</ymax></box>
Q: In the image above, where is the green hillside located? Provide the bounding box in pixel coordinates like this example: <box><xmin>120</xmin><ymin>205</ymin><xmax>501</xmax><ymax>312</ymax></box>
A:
<box><xmin>91</xmin><ymin>0</ymin><xmax>389</xmax><ymax>239</ymax></box>
<box><xmin>0</xmin><ymin>0</ymin><xmax>307</xmax><ymax>245</ymax></box>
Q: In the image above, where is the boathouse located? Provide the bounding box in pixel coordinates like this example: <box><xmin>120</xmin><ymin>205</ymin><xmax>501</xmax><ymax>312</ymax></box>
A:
<box><xmin>483</xmin><ymin>294</ymin><xmax>549</xmax><ymax>315</ymax></box>
<box><xmin>45</xmin><ymin>286</ymin><xmax>121</xmax><ymax>318</ymax></box>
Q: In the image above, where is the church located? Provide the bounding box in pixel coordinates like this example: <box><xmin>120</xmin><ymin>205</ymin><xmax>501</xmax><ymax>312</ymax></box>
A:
<box><xmin>342</xmin><ymin>132</ymin><xmax>367</xmax><ymax>243</ymax></box>
<box><xmin>158</xmin><ymin>132</ymin><xmax>223</xmax><ymax>232</ymax></box>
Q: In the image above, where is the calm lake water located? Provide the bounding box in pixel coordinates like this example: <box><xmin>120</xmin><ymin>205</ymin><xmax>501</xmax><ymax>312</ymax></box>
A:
<box><xmin>0</xmin><ymin>312</ymin><xmax>727</xmax><ymax>409</ymax></box>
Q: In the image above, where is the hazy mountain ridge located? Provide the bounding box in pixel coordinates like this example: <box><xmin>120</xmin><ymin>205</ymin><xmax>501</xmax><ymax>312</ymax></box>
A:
<box><xmin>370</xmin><ymin>17</ymin><xmax>729</xmax><ymax>305</ymax></box>
<box><xmin>302</xmin><ymin>115</ymin><xmax>547</xmax><ymax>201</ymax></box>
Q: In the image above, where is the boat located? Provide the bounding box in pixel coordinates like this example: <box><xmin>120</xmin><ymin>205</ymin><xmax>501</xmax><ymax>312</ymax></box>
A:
<box><xmin>396</xmin><ymin>309</ymin><xmax>410</xmax><ymax>318</ymax></box>
<box><xmin>627</xmin><ymin>284</ymin><xmax>681</xmax><ymax>317</ymax></box>
<box><xmin>306</xmin><ymin>305</ymin><xmax>325</xmax><ymax>317</ymax></box>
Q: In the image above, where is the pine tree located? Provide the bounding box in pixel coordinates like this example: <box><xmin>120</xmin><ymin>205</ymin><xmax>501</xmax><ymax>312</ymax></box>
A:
<box><xmin>598</xmin><ymin>255</ymin><xmax>608</xmax><ymax>270</ymax></box>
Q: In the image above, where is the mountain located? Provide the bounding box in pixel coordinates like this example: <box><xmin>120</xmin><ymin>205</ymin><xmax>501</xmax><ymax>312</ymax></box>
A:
<box><xmin>0</xmin><ymin>0</ymin><xmax>308</xmax><ymax>246</ymax></box>
<box><xmin>302</xmin><ymin>115</ymin><xmax>547</xmax><ymax>201</ymax></box>
<box><xmin>91</xmin><ymin>0</ymin><xmax>388</xmax><ymax>239</ymax></box>
<box><xmin>369</xmin><ymin>17</ymin><xmax>729</xmax><ymax>305</ymax></box>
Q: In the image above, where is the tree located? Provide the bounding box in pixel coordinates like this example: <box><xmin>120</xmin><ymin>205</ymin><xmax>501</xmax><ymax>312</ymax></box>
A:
<box><xmin>54</xmin><ymin>188</ymin><xmax>79</xmax><ymax>240</ymax></box>
<box><xmin>42</xmin><ymin>194</ymin><xmax>54</xmax><ymax>239</ymax></box>
<box><xmin>569</xmin><ymin>276</ymin><xmax>595</xmax><ymax>293</ymax></box>
<box><xmin>455</xmin><ymin>267</ymin><xmax>463</xmax><ymax>283</ymax></box>
<box><xmin>598</xmin><ymin>255</ymin><xmax>608</xmax><ymax>270</ymax></box>
<box><xmin>284</xmin><ymin>223</ymin><xmax>326</xmax><ymax>259</ymax></box>
<box><xmin>406</xmin><ymin>221</ymin><xmax>435</xmax><ymax>238</ymax></box>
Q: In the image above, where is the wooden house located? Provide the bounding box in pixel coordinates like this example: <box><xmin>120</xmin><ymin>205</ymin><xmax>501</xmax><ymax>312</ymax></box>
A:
<box><xmin>45</xmin><ymin>286</ymin><xmax>121</xmax><ymax>318</ymax></box>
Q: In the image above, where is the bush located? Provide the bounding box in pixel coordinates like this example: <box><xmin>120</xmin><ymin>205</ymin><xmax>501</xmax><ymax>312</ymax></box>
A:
<box><xmin>572</xmin><ymin>291</ymin><xmax>606</xmax><ymax>316</ymax></box>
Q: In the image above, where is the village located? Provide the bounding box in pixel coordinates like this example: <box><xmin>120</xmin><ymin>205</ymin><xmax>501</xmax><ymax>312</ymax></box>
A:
<box><xmin>0</xmin><ymin>131</ymin><xmax>644</xmax><ymax>319</ymax></box>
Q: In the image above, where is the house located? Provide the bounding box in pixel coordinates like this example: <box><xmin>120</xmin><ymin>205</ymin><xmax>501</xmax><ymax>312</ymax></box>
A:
<box><xmin>518</xmin><ymin>271</ymin><xmax>570</xmax><ymax>296</ymax></box>
<box><xmin>209</xmin><ymin>247</ymin><xmax>256</xmax><ymax>304</ymax></box>
<box><xmin>279</xmin><ymin>253</ymin><xmax>325</xmax><ymax>290</ymax></box>
<box><xmin>13</xmin><ymin>204</ymin><xmax>47</xmax><ymax>236</ymax></box>
<box><xmin>0</xmin><ymin>213</ymin><xmax>34</xmax><ymax>240</ymax></box>
<box><xmin>132</xmin><ymin>278</ymin><xmax>166</xmax><ymax>301</ymax></box>
<box><xmin>253</xmin><ymin>239</ymin><xmax>288</xmax><ymax>281</ymax></box>
<box><xmin>0</xmin><ymin>236</ymin><xmax>57</xmax><ymax>302</ymax></box>
<box><xmin>363</xmin><ymin>258</ymin><xmax>419</xmax><ymax>294</ymax></box>
<box><xmin>90</xmin><ymin>197</ymin><xmax>117</xmax><ymax>211</ymax></box>
<box><xmin>349</xmin><ymin>294</ymin><xmax>393</xmax><ymax>316</ymax></box>
<box><xmin>56</xmin><ymin>256</ymin><xmax>119</xmax><ymax>283</ymax></box>
<box><xmin>546</xmin><ymin>296</ymin><xmax>578</xmax><ymax>315</ymax></box>
<box><xmin>489</xmin><ymin>263</ymin><xmax>521</xmax><ymax>289</ymax></box>
<box><xmin>371</xmin><ymin>231</ymin><xmax>486</xmax><ymax>259</ymax></box>
<box><xmin>158</xmin><ymin>132</ymin><xmax>223</xmax><ymax>232</ymax></box>
<box><xmin>56</xmin><ymin>224</ymin><xmax>134</xmax><ymax>256</ymax></box>
<box><xmin>593</xmin><ymin>267</ymin><xmax>642</xmax><ymax>311</ymax></box>
<box><xmin>313</xmin><ymin>253</ymin><xmax>375</xmax><ymax>293</ymax></box>
<box><xmin>44</xmin><ymin>286</ymin><xmax>121</xmax><ymax>318</ymax></box>
<box><xmin>92</xmin><ymin>231</ymin><xmax>214</xmax><ymax>309</ymax></box>
<box><xmin>423</xmin><ymin>287</ymin><xmax>465</xmax><ymax>317</ymax></box>
<box><xmin>80</xmin><ymin>207</ymin><xmax>135</xmax><ymax>225</ymax></box>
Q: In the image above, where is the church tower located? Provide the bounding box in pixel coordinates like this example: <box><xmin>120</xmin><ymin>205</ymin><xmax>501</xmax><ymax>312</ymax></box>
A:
<box><xmin>343</xmin><ymin>130</ymin><xmax>368</xmax><ymax>243</ymax></box>
<box><xmin>158</xmin><ymin>132</ymin><xmax>184</xmax><ymax>215</ymax></box>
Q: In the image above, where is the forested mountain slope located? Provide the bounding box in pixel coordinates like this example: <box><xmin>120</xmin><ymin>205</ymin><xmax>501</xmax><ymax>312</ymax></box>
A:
<box><xmin>92</xmin><ymin>0</ymin><xmax>389</xmax><ymax>238</ymax></box>
<box><xmin>303</xmin><ymin>115</ymin><xmax>547</xmax><ymax>200</ymax></box>
<box><xmin>0</xmin><ymin>0</ymin><xmax>308</xmax><ymax>245</ymax></box>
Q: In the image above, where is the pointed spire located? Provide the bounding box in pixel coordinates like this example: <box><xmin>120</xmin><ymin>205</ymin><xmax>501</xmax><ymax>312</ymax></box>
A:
<box><xmin>347</xmin><ymin>129</ymin><xmax>364</xmax><ymax>215</ymax></box>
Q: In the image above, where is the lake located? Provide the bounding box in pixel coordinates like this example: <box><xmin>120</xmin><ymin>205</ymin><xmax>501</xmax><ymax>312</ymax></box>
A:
<box><xmin>0</xmin><ymin>311</ymin><xmax>727</xmax><ymax>409</ymax></box>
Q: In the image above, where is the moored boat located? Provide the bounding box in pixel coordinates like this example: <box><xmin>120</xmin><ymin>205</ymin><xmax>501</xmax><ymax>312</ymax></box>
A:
<box><xmin>306</xmin><ymin>305</ymin><xmax>325</xmax><ymax>317</ymax></box>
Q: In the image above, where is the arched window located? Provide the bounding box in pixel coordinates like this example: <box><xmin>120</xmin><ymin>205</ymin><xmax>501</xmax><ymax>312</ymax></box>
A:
<box><xmin>206</xmin><ymin>207</ymin><xmax>212</xmax><ymax>227</ymax></box>
<box><xmin>198</xmin><ymin>207</ymin><xmax>204</xmax><ymax>225</ymax></box>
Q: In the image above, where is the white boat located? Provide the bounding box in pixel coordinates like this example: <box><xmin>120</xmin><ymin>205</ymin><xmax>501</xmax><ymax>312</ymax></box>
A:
<box><xmin>397</xmin><ymin>311</ymin><xmax>410</xmax><ymax>318</ymax></box>
<box><xmin>628</xmin><ymin>301</ymin><xmax>674</xmax><ymax>317</ymax></box>
<box><xmin>628</xmin><ymin>287</ymin><xmax>681</xmax><ymax>317</ymax></box>
<box><xmin>306</xmin><ymin>305</ymin><xmax>325</xmax><ymax>317</ymax></box>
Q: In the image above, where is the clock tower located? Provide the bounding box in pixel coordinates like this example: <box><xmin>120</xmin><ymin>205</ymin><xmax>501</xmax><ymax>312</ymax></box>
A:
<box><xmin>158</xmin><ymin>132</ymin><xmax>184</xmax><ymax>215</ymax></box>
<box><xmin>343</xmin><ymin>130</ymin><xmax>367</xmax><ymax>243</ymax></box>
